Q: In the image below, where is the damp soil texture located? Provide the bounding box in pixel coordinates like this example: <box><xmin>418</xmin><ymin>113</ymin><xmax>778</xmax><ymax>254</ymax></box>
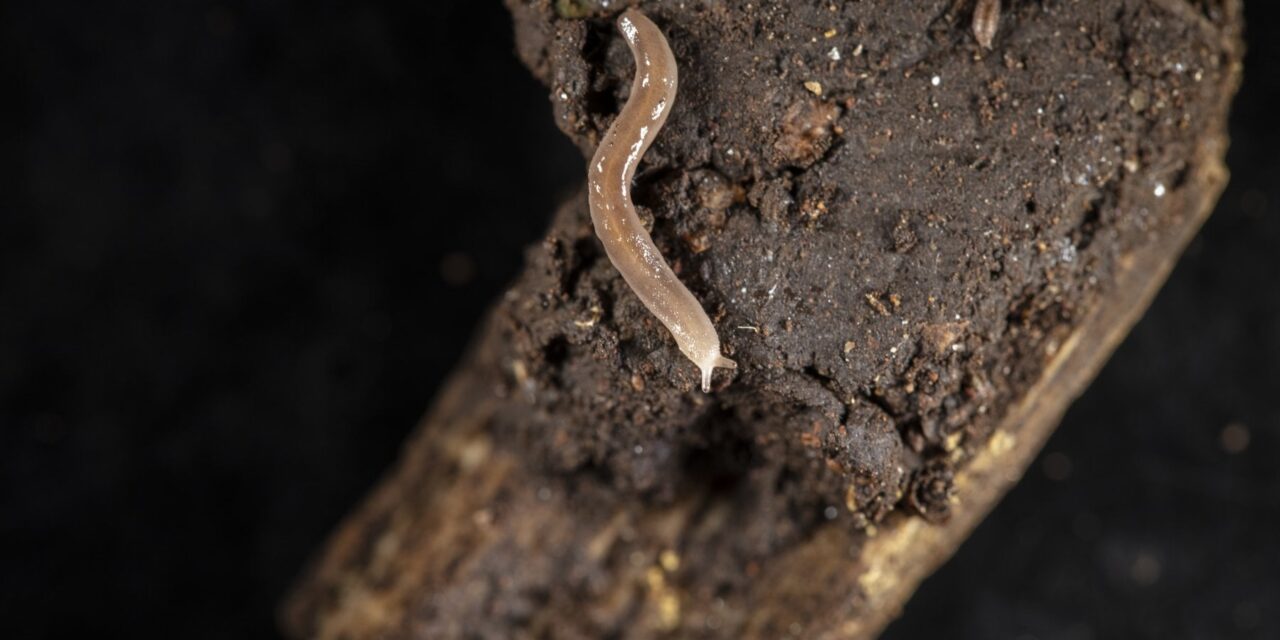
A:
<box><xmin>285</xmin><ymin>0</ymin><xmax>1242</xmax><ymax>637</ymax></box>
<box><xmin>501</xmin><ymin>0</ymin><xmax>1236</xmax><ymax>539</ymax></box>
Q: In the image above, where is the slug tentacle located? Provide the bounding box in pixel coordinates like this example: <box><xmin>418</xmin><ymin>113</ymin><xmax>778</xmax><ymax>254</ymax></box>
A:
<box><xmin>587</xmin><ymin>9</ymin><xmax>736</xmax><ymax>393</ymax></box>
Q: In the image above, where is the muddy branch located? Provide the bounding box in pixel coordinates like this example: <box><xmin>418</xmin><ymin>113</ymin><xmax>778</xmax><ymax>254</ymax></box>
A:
<box><xmin>283</xmin><ymin>1</ymin><xmax>1242</xmax><ymax>637</ymax></box>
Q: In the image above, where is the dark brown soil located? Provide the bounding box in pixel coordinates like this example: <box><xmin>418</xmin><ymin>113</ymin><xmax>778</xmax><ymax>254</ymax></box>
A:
<box><xmin>282</xmin><ymin>1</ymin><xmax>1241</xmax><ymax>637</ymax></box>
<box><xmin>498</xmin><ymin>0</ymin><xmax>1233</xmax><ymax>534</ymax></box>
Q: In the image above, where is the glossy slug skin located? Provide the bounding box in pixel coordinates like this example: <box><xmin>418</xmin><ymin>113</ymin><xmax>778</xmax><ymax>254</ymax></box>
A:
<box><xmin>972</xmin><ymin>0</ymin><xmax>1000</xmax><ymax>49</ymax></box>
<box><xmin>588</xmin><ymin>9</ymin><xmax>736</xmax><ymax>392</ymax></box>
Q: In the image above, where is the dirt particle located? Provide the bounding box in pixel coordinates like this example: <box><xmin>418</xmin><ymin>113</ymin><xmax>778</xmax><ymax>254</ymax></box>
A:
<box><xmin>803</xmin><ymin>80</ymin><xmax>823</xmax><ymax>96</ymax></box>
<box><xmin>942</xmin><ymin>430</ymin><xmax>963</xmax><ymax>452</ymax></box>
<box><xmin>1128</xmin><ymin>88</ymin><xmax>1150</xmax><ymax>112</ymax></box>
<box><xmin>659</xmin><ymin>549</ymin><xmax>681</xmax><ymax>573</ymax></box>
<box><xmin>891</xmin><ymin>213</ymin><xmax>918</xmax><ymax>252</ymax></box>
<box><xmin>907</xmin><ymin>461</ymin><xmax>955</xmax><ymax>523</ymax></box>
<box><xmin>799</xmin><ymin>428</ymin><xmax>822</xmax><ymax>448</ymax></box>
<box><xmin>865</xmin><ymin>293</ymin><xmax>891</xmax><ymax>316</ymax></box>
<box><xmin>801</xmin><ymin>199</ymin><xmax>828</xmax><ymax>220</ymax></box>
<box><xmin>683</xmin><ymin>232</ymin><xmax>712</xmax><ymax>254</ymax></box>
<box><xmin>693</xmin><ymin>171</ymin><xmax>736</xmax><ymax>212</ymax></box>
<box><xmin>574</xmin><ymin>304</ymin><xmax>603</xmax><ymax>328</ymax></box>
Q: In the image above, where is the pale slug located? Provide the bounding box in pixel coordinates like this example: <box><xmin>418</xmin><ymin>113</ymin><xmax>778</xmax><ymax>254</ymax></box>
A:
<box><xmin>588</xmin><ymin>9</ymin><xmax>736</xmax><ymax>392</ymax></box>
<box><xmin>972</xmin><ymin>0</ymin><xmax>1000</xmax><ymax>49</ymax></box>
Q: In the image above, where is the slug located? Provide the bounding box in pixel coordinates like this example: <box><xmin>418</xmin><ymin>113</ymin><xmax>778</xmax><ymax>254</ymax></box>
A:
<box><xmin>972</xmin><ymin>0</ymin><xmax>1000</xmax><ymax>49</ymax></box>
<box><xmin>588</xmin><ymin>9</ymin><xmax>736</xmax><ymax>392</ymax></box>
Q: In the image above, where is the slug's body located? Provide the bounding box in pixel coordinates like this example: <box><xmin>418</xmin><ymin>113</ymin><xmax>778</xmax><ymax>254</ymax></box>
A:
<box><xmin>588</xmin><ymin>9</ymin><xmax>735</xmax><ymax>392</ymax></box>
<box><xmin>972</xmin><ymin>0</ymin><xmax>1000</xmax><ymax>49</ymax></box>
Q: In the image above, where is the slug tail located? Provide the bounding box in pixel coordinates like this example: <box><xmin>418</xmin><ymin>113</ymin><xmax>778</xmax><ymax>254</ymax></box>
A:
<box><xmin>698</xmin><ymin>354</ymin><xmax>738</xmax><ymax>392</ymax></box>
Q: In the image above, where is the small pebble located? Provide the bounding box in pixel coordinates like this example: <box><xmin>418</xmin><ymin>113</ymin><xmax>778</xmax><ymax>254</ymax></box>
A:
<box><xmin>1128</xmin><ymin>88</ymin><xmax>1150</xmax><ymax>111</ymax></box>
<box><xmin>659</xmin><ymin>549</ymin><xmax>681</xmax><ymax>572</ymax></box>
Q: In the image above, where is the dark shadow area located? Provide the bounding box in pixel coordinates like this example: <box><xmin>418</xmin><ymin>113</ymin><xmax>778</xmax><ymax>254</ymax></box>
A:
<box><xmin>0</xmin><ymin>1</ymin><xmax>578</xmax><ymax>637</ymax></box>
<box><xmin>0</xmin><ymin>1</ymin><xmax>1274</xmax><ymax>638</ymax></box>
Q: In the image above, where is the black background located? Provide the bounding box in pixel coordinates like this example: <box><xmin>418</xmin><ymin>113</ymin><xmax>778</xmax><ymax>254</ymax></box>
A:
<box><xmin>1</xmin><ymin>2</ymin><xmax>1275</xmax><ymax>638</ymax></box>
